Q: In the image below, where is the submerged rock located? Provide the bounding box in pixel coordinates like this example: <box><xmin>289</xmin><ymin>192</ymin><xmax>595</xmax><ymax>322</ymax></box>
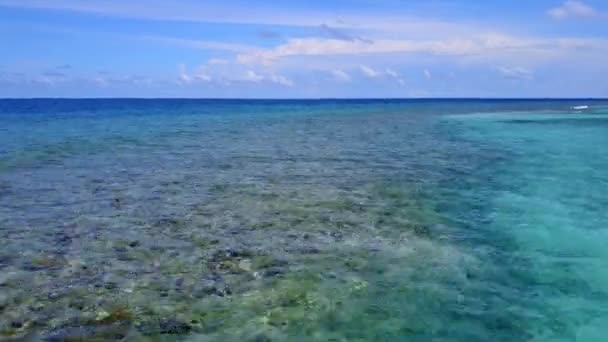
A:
<box><xmin>238</xmin><ymin>259</ymin><xmax>252</xmax><ymax>272</ymax></box>
<box><xmin>193</xmin><ymin>278</ymin><xmax>232</xmax><ymax>298</ymax></box>
<box><xmin>63</xmin><ymin>259</ymin><xmax>88</xmax><ymax>276</ymax></box>
<box><xmin>208</xmin><ymin>248</ymin><xmax>257</xmax><ymax>273</ymax></box>
<box><xmin>175</xmin><ymin>277</ymin><xmax>185</xmax><ymax>289</ymax></box>
<box><xmin>159</xmin><ymin>318</ymin><xmax>192</xmax><ymax>334</ymax></box>
<box><xmin>88</xmin><ymin>305</ymin><xmax>133</xmax><ymax>329</ymax></box>
<box><xmin>212</xmin><ymin>248</ymin><xmax>253</xmax><ymax>260</ymax></box>
<box><xmin>23</xmin><ymin>255</ymin><xmax>66</xmax><ymax>271</ymax></box>
<box><xmin>297</xmin><ymin>246</ymin><xmax>321</xmax><ymax>255</ymax></box>
<box><xmin>47</xmin><ymin>292</ymin><xmax>61</xmax><ymax>301</ymax></box>
<box><xmin>54</xmin><ymin>233</ymin><xmax>73</xmax><ymax>246</ymax></box>
<box><xmin>111</xmin><ymin>197</ymin><xmax>122</xmax><ymax>209</ymax></box>
<box><xmin>413</xmin><ymin>224</ymin><xmax>431</xmax><ymax>237</ymax></box>
<box><xmin>29</xmin><ymin>302</ymin><xmax>45</xmax><ymax>312</ymax></box>
<box><xmin>252</xmin><ymin>333</ymin><xmax>273</xmax><ymax>342</ymax></box>
<box><xmin>95</xmin><ymin>310</ymin><xmax>111</xmax><ymax>322</ymax></box>
<box><xmin>46</xmin><ymin>323</ymin><xmax>130</xmax><ymax>341</ymax></box>
<box><xmin>0</xmin><ymin>293</ymin><xmax>9</xmax><ymax>311</ymax></box>
<box><xmin>10</xmin><ymin>321</ymin><xmax>23</xmax><ymax>329</ymax></box>
<box><xmin>94</xmin><ymin>273</ymin><xmax>121</xmax><ymax>290</ymax></box>
<box><xmin>0</xmin><ymin>254</ymin><xmax>12</xmax><ymax>268</ymax></box>
<box><xmin>0</xmin><ymin>272</ymin><xmax>17</xmax><ymax>286</ymax></box>
<box><xmin>263</xmin><ymin>267</ymin><xmax>285</xmax><ymax>278</ymax></box>
<box><xmin>137</xmin><ymin>318</ymin><xmax>192</xmax><ymax>336</ymax></box>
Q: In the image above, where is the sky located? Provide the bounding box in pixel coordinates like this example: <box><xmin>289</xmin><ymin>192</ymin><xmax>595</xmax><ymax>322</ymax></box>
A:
<box><xmin>0</xmin><ymin>0</ymin><xmax>607</xmax><ymax>98</ymax></box>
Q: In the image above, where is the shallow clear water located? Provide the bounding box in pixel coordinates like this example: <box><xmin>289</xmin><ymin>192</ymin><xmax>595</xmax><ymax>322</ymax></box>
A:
<box><xmin>444</xmin><ymin>110</ymin><xmax>608</xmax><ymax>341</ymax></box>
<box><xmin>0</xmin><ymin>99</ymin><xmax>607</xmax><ymax>341</ymax></box>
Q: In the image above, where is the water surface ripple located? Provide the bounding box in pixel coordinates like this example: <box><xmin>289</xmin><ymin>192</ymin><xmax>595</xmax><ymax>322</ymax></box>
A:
<box><xmin>1</xmin><ymin>99</ymin><xmax>607</xmax><ymax>341</ymax></box>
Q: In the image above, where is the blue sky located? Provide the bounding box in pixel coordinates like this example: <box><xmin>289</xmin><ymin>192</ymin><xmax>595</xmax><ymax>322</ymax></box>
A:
<box><xmin>0</xmin><ymin>0</ymin><xmax>607</xmax><ymax>98</ymax></box>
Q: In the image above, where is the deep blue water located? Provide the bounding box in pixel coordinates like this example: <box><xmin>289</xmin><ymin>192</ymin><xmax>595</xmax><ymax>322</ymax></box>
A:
<box><xmin>1</xmin><ymin>99</ymin><xmax>607</xmax><ymax>341</ymax></box>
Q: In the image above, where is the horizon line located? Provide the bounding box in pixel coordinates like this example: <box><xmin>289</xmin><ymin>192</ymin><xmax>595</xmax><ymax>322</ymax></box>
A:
<box><xmin>1</xmin><ymin>97</ymin><xmax>607</xmax><ymax>101</ymax></box>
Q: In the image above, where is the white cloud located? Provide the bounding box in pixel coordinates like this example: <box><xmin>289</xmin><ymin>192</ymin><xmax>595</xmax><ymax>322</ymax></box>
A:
<box><xmin>424</xmin><ymin>69</ymin><xmax>432</xmax><ymax>80</ymax></box>
<box><xmin>385</xmin><ymin>68</ymin><xmax>398</xmax><ymax>78</ymax></box>
<box><xmin>237</xmin><ymin>35</ymin><xmax>608</xmax><ymax>66</ymax></box>
<box><xmin>142</xmin><ymin>36</ymin><xmax>254</xmax><ymax>52</ymax></box>
<box><xmin>330</xmin><ymin>66</ymin><xmax>403</xmax><ymax>84</ymax></box>
<box><xmin>178</xmin><ymin>64</ymin><xmax>212</xmax><ymax>84</ymax></box>
<box><xmin>178</xmin><ymin>64</ymin><xmax>192</xmax><ymax>83</ymax></box>
<box><xmin>244</xmin><ymin>70</ymin><xmax>264</xmax><ymax>82</ymax></box>
<box><xmin>208</xmin><ymin>58</ymin><xmax>229</xmax><ymax>65</ymax></box>
<box><xmin>548</xmin><ymin>1</ymin><xmax>599</xmax><ymax>19</ymax></box>
<box><xmin>350</xmin><ymin>66</ymin><xmax>404</xmax><ymax>85</ymax></box>
<box><xmin>178</xmin><ymin>60</ymin><xmax>294</xmax><ymax>87</ymax></box>
<box><xmin>330</xmin><ymin>69</ymin><xmax>351</xmax><ymax>82</ymax></box>
<box><xmin>93</xmin><ymin>76</ymin><xmax>109</xmax><ymax>87</ymax></box>
<box><xmin>242</xmin><ymin>70</ymin><xmax>293</xmax><ymax>86</ymax></box>
<box><xmin>195</xmin><ymin>73</ymin><xmax>212</xmax><ymax>82</ymax></box>
<box><xmin>269</xmin><ymin>74</ymin><xmax>294</xmax><ymax>87</ymax></box>
<box><xmin>498</xmin><ymin>66</ymin><xmax>534</xmax><ymax>80</ymax></box>
<box><xmin>359</xmin><ymin>65</ymin><xmax>381</xmax><ymax>78</ymax></box>
<box><xmin>5</xmin><ymin>0</ymin><xmax>607</xmax><ymax>96</ymax></box>
<box><xmin>0</xmin><ymin>0</ymin><xmax>493</xmax><ymax>38</ymax></box>
<box><xmin>384</xmin><ymin>68</ymin><xmax>405</xmax><ymax>85</ymax></box>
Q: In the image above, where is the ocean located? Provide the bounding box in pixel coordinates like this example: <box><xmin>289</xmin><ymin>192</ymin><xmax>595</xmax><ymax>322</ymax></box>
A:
<box><xmin>1</xmin><ymin>99</ymin><xmax>607</xmax><ymax>341</ymax></box>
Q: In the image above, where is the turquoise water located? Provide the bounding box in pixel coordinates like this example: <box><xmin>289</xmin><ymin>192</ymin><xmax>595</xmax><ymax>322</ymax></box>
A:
<box><xmin>0</xmin><ymin>99</ymin><xmax>607</xmax><ymax>341</ymax></box>
<box><xmin>445</xmin><ymin>110</ymin><xmax>608</xmax><ymax>341</ymax></box>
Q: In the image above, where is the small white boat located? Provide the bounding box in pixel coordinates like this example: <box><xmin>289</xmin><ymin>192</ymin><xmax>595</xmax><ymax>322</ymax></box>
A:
<box><xmin>572</xmin><ymin>105</ymin><xmax>589</xmax><ymax>110</ymax></box>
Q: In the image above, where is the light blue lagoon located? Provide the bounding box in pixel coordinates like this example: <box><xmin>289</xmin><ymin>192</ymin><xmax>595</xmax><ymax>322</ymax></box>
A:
<box><xmin>1</xmin><ymin>99</ymin><xmax>607</xmax><ymax>341</ymax></box>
